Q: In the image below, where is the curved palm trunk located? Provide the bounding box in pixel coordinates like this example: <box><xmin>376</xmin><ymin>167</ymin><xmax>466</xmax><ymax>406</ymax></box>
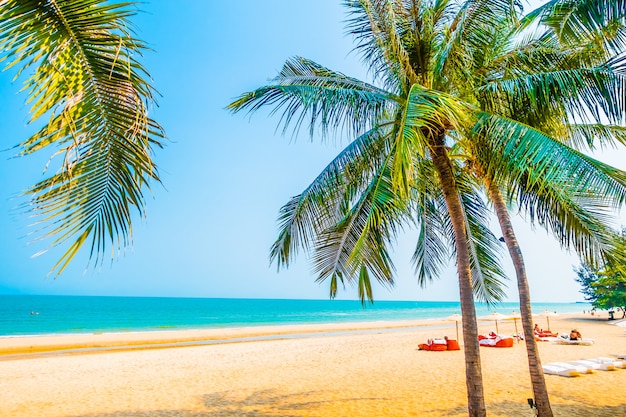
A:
<box><xmin>430</xmin><ymin>135</ymin><xmax>486</xmax><ymax>417</ymax></box>
<box><xmin>485</xmin><ymin>178</ymin><xmax>553</xmax><ymax>417</ymax></box>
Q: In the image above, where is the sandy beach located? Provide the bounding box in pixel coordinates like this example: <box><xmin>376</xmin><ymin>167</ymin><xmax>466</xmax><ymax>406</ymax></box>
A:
<box><xmin>1</xmin><ymin>314</ymin><xmax>624</xmax><ymax>416</ymax></box>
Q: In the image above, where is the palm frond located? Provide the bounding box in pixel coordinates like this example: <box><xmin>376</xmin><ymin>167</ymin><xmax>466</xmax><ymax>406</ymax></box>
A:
<box><xmin>536</xmin><ymin>0</ymin><xmax>626</xmax><ymax>55</ymax></box>
<box><xmin>0</xmin><ymin>0</ymin><xmax>163</xmax><ymax>275</ymax></box>
<box><xmin>472</xmin><ymin>114</ymin><xmax>626</xmax><ymax>266</ymax></box>
<box><xmin>480</xmin><ymin>62</ymin><xmax>626</xmax><ymax>125</ymax></box>
<box><xmin>512</xmin><ymin>175</ymin><xmax>620</xmax><ymax>267</ymax></box>
<box><xmin>227</xmin><ymin>56</ymin><xmax>397</xmax><ymax>140</ymax></box>
<box><xmin>474</xmin><ymin>113</ymin><xmax>626</xmax><ymax>208</ymax></box>
<box><xmin>270</xmin><ymin>126</ymin><xmax>391</xmax><ymax>268</ymax></box>
<box><xmin>312</xmin><ymin>164</ymin><xmax>409</xmax><ymax>304</ymax></box>
<box><xmin>563</xmin><ymin>123</ymin><xmax>626</xmax><ymax>150</ymax></box>
<box><xmin>344</xmin><ymin>0</ymin><xmax>409</xmax><ymax>92</ymax></box>
<box><xmin>455</xmin><ymin>169</ymin><xmax>508</xmax><ymax>304</ymax></box>
<box><xmin>433</xmin><ymin>0</ymin><xmax>517</xmax><ymax>92</ymax></box>
<box><xmin>411</xmin><ymin>160</ymin><xmax>451</xmax><ymax>286</ymax></box>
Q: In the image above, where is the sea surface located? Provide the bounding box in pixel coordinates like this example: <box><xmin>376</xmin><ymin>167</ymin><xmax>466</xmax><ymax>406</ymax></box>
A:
<box><xmin>0</xmin><ymin>295</ymin><xmax>590</xmax><ymax>337</ymax></box>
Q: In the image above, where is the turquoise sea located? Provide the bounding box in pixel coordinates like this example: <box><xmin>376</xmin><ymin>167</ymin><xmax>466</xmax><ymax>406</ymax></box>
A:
<box><xmin>0</xmin><ymin>295</ymin><xmax>590</xmax><ymax>337</ymax></box>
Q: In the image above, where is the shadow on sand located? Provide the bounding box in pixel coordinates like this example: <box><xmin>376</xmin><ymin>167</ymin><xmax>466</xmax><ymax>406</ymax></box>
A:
<box><xmin>60</xmin><ymin>388</ymin><xmax>387</xmax><ymax>417</ymax></box>
<box><xmin>396</xmin><ymin>398</ymin><xmax>626</xmax><ymax>417</ymax></box>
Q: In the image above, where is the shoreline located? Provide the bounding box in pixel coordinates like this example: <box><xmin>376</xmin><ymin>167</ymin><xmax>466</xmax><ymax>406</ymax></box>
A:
<box><xmin>0</xmin><ymin>312</ymin><xmax>614</xmax><ymax>357</ymax></box>
<box><xmin>0</xmin><ymin>318</ymin><xmax>448</xmax><ymax>357</ymax></box>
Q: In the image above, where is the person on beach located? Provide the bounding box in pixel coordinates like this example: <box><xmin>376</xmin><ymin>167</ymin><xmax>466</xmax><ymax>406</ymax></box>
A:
<box><xmin>533</xmin><ymin>323</ymin><xmax>541</xmax><ymax>334</ymax></box>
<box><xmin>569</xmin><ymin>329</ymin><xmax>582</xmax><ymax>340</ymax></box>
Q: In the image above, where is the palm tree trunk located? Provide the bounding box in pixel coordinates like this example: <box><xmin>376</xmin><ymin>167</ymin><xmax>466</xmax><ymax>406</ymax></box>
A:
<box><xmin>430</xmin><ymin>135</ymin><xmax>486</xmax><ymax>417</ymax></box>
<box><xmin>485</xmin><ymin>178</ymin><xmax>553</xmax><ymax>417</ymax></box>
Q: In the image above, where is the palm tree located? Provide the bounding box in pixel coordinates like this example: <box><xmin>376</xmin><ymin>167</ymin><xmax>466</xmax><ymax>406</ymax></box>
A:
<box><xmin>0</xmin><ymin>0</ymin><xmax>163</xmax><ymax>275</ymax></box>
<box><xmin>450</xmin><ymin>2</ymin><xmax>626</xmax><ymax>413</ymax></box>
<box><xmin>228</xmin><ymin>1</ymin><xmax>512</xmax><ymax>414</ymax></box>
<box><xmin>229</xmin><ymin>1</ymin><xmax>626</xmax><ymax>415</ymax></box>
<box><xmin>472</xmin><ymin>1</ymin><xmax>626</xmax><ymax>416</ymax></box>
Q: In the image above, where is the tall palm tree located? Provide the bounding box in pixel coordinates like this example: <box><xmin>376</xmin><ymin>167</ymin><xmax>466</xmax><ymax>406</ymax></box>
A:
<box><xmin>229</xmin><ymin>1</ymin><xmax>626</xmax><ymax>415</ymax></box>
<box><xmin>0</xmin><ymin>0</ymin><xmax>163</xmax><ymax>275</ymax></box>
<box><xmin>228</xmin><ymin>1</ymin><xmax>513</xmax><ymax>414</ymax></box>
<box><xmin>449</xmin><ymin>1</ymin><xmax>626</xmax><ymax>413</ymax></box>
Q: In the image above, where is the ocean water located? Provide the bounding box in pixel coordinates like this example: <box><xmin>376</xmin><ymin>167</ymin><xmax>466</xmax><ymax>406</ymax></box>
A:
<box><xmin>0</xmin><ymin>295</ymin><xmax>589</xmax><ymax>337</ymax></box>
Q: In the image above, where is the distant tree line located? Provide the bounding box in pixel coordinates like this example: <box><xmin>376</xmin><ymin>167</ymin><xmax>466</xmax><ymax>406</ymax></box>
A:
<box><xmin>575</xmin><ymin>230</ymin><xmax>626</xmax><ymax>319</ymax></box>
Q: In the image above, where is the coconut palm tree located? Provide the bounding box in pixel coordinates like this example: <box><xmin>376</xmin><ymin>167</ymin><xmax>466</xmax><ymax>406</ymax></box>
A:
<box><xmin>227</xmin><ymin>1</ymin><xmax>514</xmax><ymax>414</ymax></box>
<box><xmin>229</xmin><ymin>1</ymin><xmax>626</xmax><ymax>415</ymax></box>
<box><xmin>0</xmin><ymin>0</ymin><xmax>163</xmax><ymax>275</ymax></box>
<box><xmin>448</xmin><ymin>1</ymin><xmax>626</xmax><ymax>413</ymax></box>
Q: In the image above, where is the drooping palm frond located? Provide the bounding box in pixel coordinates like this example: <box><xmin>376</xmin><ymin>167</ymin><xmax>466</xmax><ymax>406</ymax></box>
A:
<box><xmin>562</xmin><ymin>123</ymin><xmax>626</xmax><ymax>150</ymax></box>
<box><xmin>525</xmin><ymin>0</ymin><xmax>626</xmax><ymax>55</ymax></box>
<box><xmin>481</xmin><ymin>61</ymin><xmax>626</xmax><ymax>126</ymax></box>
<box><xmin>471</xmin><ymin>114</ymin><xmax>626</xmax><ymax>266</ymax></box>
<box><xmin>474</xmin><ymin>113</ymin><xmax>626</xmax><ymax>207</ymax></box>
<box><xmin>512</xmin><ymin>173</ymin><xmax>619</xmax><ymax>267</ymax></box>
<box><xmin>445</xmin><ymin>162</ymin><xmax>508</xmax><ymax>304</ymax></box>
<box><xmin>312</xmin><ymin>163</ymin><xmax>409</xmax><ymax>304</ymax></box>
<box><xmin>411</xmin><ymin>159</ymin><xmax>451</xmax><ymax>285</ymax></box>
<box><xmin>227</xmin><ymin>56</ymin><xmax>397</xmax><ymax>140</ymax></box>
<box><xmin>270</xmin><ymin>126</ymin><xmax>391</xmax><ymax>268</ymax></box>
<box><xmin>0</xmin><ymin>0</ymin><xmax>163</xmax><ymax>275</ymax></box>
<box><xmin>479</xmin><ymin>6</ymin><xmax>626</xmax><ymax>128</ymax></box>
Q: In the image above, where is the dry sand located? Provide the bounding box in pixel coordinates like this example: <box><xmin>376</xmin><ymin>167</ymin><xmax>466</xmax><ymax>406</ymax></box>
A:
<box><xmin>0</xmin><ymin>314</ymin><xmax>624</xmax><ymax>416</ymax></box>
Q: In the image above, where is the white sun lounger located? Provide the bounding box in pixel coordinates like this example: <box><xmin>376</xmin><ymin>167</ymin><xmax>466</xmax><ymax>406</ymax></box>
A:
<box><xmin>587</xmin><ymin>357</ymin><xmax>624</xmax><ymax>369</ymax></box>
<box><xmin>543</xmin><ymin>363</ymin><xmax>582</xmax><ymax>377</ymax></box>
<box><xmin>555</xmin><ymin>337</ymin><xmax>595</xmax><ymax>346</ymax></box>
<box><xmin>548</xmin><ymin>361</ymin><xmax>593</xmax><ymax>374</ymax></box>
<box><xmin>618</xmin><ymin>354</ymin><xmax>626</xmax><ymax>360</ymax></box>
<box><xmin>569</xmin><ymin>359</ymin><xmax>615</xmax><ymax>371</ymax></box>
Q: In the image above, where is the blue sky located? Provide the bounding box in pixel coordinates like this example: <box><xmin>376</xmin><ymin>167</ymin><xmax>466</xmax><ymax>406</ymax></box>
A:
<box><xmin>0</xmin><ymin>1</ymin><xmax>623</xmax><ymax>303</ymax></box>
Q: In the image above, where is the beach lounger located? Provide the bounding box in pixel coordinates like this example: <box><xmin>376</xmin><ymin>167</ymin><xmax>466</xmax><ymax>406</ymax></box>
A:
<box><xmin>554</xmin><ymin>336</ymin><xmax>595</xmax><ymax>346</ymax></box>
<box><xmin>569</xmin><ymin>359</ymin><xmax>613</xmax><ymax>371</ymax></box>
<box><xmin>548</xmin><ymin>361</ymin><xmax>593</xmax><ymax>374</ymax></box>
<box><xmin>587</xmin><ymin>357</ymin><xmax>624</xmax><ymax>369</ymax></box>
<box><xmin>535</xmin><ymin>336</ymin><xmax>559</xmax><ymax>342</ymax></box>
<box><xmin>618</xmin><ymin>354</ymin><xmax>626</xmax><ymax>360</ymax></box>
<box><xmin>542</xmin><ymin>363</ymin><xmax>581</xmax><ymax>377</ymax></box>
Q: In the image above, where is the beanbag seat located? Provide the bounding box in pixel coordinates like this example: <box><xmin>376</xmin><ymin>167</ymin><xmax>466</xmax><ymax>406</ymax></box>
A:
<box><xmin>478</xmin><ymin>333</ymin><xmax>514</xmax><ymax>347</ymax></box>
<box><xmin>495</xmin><ymin>337</ymin><xmax>514</xmax><ymax>348</ymax></box>
<box><xmin>418</xmin><ymin>338</ymin><xmax>448</xmax><ymax>351</ymax></box>
<box><xmin>446</xmin><ymin>339</ymin><xmax>460</xmax><ymax>350</ymax></box>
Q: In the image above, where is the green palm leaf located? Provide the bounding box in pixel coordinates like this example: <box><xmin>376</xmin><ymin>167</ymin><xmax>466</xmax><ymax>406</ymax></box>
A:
<box><xmin>455</xmin><ymin>172</ymin><xmax>508</xmax><ymax>304</ymax></box>
<box><xmin>227</xmin><ymin>56</ymin><xmax>397</xmax><ymax>140</ymax></box>
<box><xmin>564</xmin><ymin>123</ymin><xmax>626</xmax><ymax>150</ymax></box>
<box><xmin>434</xmin><ymin>0</ymin><xmax>517</xmax><ymax>92</ymax></box>
<box><xmin>411</xmin><ymin>160</ymin><xmax>450</xmax><ymax>285</ymax></box>
<box><xmin>481</xmin><ymin>64</ymin><xmax>626</xmax><ymax>125</ymax></box>
<box><xmin>343</xmin><ymin>0</ymin><xmax>414</xmax><ymax>91</ymax></box>
<box><xmin>270</xmin><ymin>126</ymin><xmax>391</xmax><ymax>268</ymax></box>
<box><xmin>472</xmin><ymin>114</ymin><xmax>626</xmax><ymax>265</ymax></box>
<box><xmin>0</xmin><ymin>0</ymin><xmax>163</xmax><ymax>275</ymax></box>
<box><xmin>409</xmin><ymin>158</ymin><xmax>507</xmax><ymax>304</ymax></box>
<box><xmin>525</xmin><ymin>0</ymin><xmax>626</xmax><ymax>54</ymax></box>
<box><xmin>512</xmin><ymin>174</ymin><xmax>619</xmax><ymax>267</ymax></box>
<box><xmin>313</xmin><ymin>164</ymin><xmax>407</xmax><ymax>303</ymax></box>
<box><xmin>475</xmin><ymin>113</ymin><xmax>626</xmax><ymax>206</ymax></box>
<box><xmin>394</xmin><ymin>84</ymin><xmax>472</xmax><ymax>194</ymax></box>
